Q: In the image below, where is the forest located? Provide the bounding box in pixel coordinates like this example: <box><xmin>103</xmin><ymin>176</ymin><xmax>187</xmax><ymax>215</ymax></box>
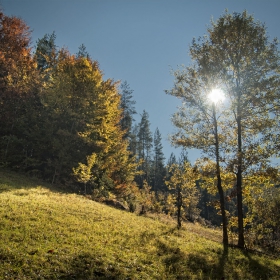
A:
<box><xmin>0</xmin><ymin>8</ymin><xmax>279</xmax><ymax>254</ymax></box>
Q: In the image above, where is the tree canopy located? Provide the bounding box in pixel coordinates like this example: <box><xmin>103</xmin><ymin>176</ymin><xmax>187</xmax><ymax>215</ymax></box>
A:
<box><xmin>167</xmin><ymin>10</ymin><xmax>280</xmax><ymax>248</ymax></box>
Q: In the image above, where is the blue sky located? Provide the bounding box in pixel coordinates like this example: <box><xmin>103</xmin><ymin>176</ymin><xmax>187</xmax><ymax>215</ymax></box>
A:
<box><xmin>2</xmin><ymin>0</ymin><xmax>280</xmax><ymax>163</ymax></box>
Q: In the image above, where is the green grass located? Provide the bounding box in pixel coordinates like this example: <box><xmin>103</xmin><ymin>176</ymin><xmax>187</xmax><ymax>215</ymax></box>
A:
<box><xmin>0</xmin><ymin>169</ymin><xmax>279</xmax><ymax>279</ymax></box>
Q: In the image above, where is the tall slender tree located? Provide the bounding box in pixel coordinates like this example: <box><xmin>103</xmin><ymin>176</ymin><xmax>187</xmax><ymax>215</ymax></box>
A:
<box><xmin>167</xmin><ymin>152</ymin><xmax>177</xmax><ymax>168</ymax></box>
<box><xmin>152</xmin><ymin>128</ymin><xmax>166</xmax><ymax>192</ymax></box>
<box><xmin>191</xmin><ymin>11</ymin><xmax>280</xmax><ymax>248</ymax></box>
<box><xmin>119</xmin><ymin>81</ymin><xmax>137</xmax><ymax>146</ymax></box>
<box><xmin>167</xmin><ymin>10</ymin><xmax>280</xmax><ymax>248</ymax></box>
<box><xmin>166</xmin><ymin>69</ymin><xmax>230</xmax><ymax>248</ymax></box>
<box><xmin>136</xmin><ymin>110</ymin><xmax>153</xmax><ymax>188</ymax></box>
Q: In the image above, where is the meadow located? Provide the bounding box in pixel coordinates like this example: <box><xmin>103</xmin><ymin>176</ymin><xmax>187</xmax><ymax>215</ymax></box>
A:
<box><xmin>0</xmin><ymin>169</ymin><xmax>279</xmax><ymax>279</ymax></box>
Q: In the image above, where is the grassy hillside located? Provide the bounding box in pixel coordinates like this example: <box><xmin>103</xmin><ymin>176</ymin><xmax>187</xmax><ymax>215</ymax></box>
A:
<box><xmin>0</xmin><ymin>170</ymin><xmax>279</xmax><ymax>279</ymax></box>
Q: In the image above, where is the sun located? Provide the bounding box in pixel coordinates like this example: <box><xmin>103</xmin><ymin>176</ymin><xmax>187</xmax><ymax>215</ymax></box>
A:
<box><xmin>208</xmin><ymin>88</ymin><xmax>225</xmax><ymax>104</ymax></box>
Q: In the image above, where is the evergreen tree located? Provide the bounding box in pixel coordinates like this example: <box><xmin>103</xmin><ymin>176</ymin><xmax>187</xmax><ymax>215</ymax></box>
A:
<box><xmin>136</xmin><ymin>110</ymin><xmax>153</xmax><ymax>188</ymax></box>
<box><xmin>35</xmin><ymin>32</ymin><xmax>57</xmax><ymax>71</ymax></box>
<box><xmin>165</xmin><ymin>152</ymin><xmax>177</xmax><ymax>183</ymax></box>
<box><xmin>119</xmin><ymin>81</ymin><xmax>137</xmax><ymax>145</ymax></box>
<box><xmin>178</xmin><ymin>148</ymin><xmax>189</xmax><ymax>167</ymax></box>
<box><xmin>167</xmin><ymin>152</ymin><xmax>177</xmax><ymax>168</ymax></box>
<box><xmin>152</xmin><ymin>128</ymin><xmax>166</xmax><ymax>192</ymax></box>
<box><xmin>129</xmin><ymin>124</ymin><xmax>138</xmax><ymax>157</ymax></box>
<box><xmin>76</xmin><ymin>44</ymin><xmax>90</xmax><ymax>59</ymax></box>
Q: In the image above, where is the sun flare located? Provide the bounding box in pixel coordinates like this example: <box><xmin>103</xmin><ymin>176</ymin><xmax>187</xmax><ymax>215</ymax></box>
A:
<box><xmin>208</xmin><ymin>89</ymin><xmax>225</xmax><ymax>104</ymax></box>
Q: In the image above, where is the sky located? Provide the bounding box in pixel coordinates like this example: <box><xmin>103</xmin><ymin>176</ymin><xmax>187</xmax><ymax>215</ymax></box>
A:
<box><xmin>1</xmin><ymin>0</ymin><xmax>280</xmax><ymax>163</ymax></box>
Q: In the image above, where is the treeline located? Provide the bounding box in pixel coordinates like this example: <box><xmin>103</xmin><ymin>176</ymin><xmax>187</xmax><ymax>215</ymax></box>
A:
<box><xmin>0</xmin><ymin>10</ymin><xmax>168</xmax><ymax>196</ymax></box>
<box><xmin>0</xmin><ymin>10</ymin><xmax>279</xmax><ymax>253</ymax></box>
<box><xmin>0</xmin><ymin>10</ymin><xmax>220</xmax><ymax>224</ymax></box>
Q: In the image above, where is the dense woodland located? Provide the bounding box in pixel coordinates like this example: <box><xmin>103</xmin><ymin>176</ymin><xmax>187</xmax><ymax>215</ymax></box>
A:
<box><xmin>0</xmin><ymin>9</ymin><xmax>279</xmax><ymax>253</ymax></box>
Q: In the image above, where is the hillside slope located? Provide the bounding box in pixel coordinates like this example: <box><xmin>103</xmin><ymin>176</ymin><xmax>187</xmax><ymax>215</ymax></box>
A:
<box><xmin>0</xmin><ymin>170</ymin><xmax>279</xmax><ymax>279</ymax></box>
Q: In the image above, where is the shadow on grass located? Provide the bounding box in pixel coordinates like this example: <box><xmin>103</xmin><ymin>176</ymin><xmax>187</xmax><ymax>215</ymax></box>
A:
<box><xmin>154</xmin><ymin>236</ymin><xmax>279</xmax><ymax>279</ymax></box>
<box><xmin>48</xmin><ymin>253</ymin><xmax>127</xmax><ymax>280</ymax></box>
<box><xmin>1</xmin><ymin>251</ymin><xmax>128</xmax><ymax>280</ymax></box>
<box><xmin>0</xmin><ymin>168</ymin><xmax>74</xmax><ymax>195</ymax></box>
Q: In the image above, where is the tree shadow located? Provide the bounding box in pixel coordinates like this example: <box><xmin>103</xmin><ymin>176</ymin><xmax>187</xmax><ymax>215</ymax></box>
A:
<box><xmin>49</xmin><ymin>252</ymin><xmax>127</xmax><ymax>280</ymax></box>
<box><xmin>0</xmin><ymin>168</ymin><xmax>76</xmax><ymax>195</ymax></box>
<box><xmin>154</xmin><ymin>236</ymin><xmax>279</xmax><ymax>279</ymax></box>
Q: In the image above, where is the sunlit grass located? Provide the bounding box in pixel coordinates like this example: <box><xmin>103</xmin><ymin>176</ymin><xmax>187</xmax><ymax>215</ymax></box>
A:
<box><xmin>0</xmin><ymin>169</ymin><xmax>279</xmax><ymax>279</ymax></box>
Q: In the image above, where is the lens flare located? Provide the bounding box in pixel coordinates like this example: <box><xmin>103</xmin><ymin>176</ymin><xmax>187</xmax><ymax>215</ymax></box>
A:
<box><xmin>208</xmin><ymin>89</ymin><xmax>225</xmax><ymax>104</ymax></box>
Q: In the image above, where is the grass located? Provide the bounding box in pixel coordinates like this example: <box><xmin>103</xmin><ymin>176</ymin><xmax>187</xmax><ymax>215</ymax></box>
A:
<box><xmin>0</xmin><ymin>169</ymin><xmax>279</xmax><ymax>279</ymax></box>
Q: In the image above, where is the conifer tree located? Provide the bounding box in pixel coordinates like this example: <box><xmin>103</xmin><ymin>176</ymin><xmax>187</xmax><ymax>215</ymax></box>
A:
<box><xmin>152</xmin><ymin>128</ymin><xmax>166</xmax><ymax>192</ymax></box>
<box><xmin>76</xmin><ymin>44</ymin><xmax>90</xmax><ymax>59</ymax></box>
<box><xmin>119</xmin><ymin>81</ymin><xmax>137</xmax><ymax>146</ymax></box>
<box><xmin>167</xmin><ymin>153</ymin><xmax>177</xmax><ymax>168</ymax></box>
<box><xmin>165</xmin><ymin>152</ymin><xmax>177</xmax><ymax>184</ymax></box>
<box><xmin>35</xmin><ymin>32</ymin><xmax>57</xmax><ymax>71</ymax></box>
<box><xmin>136</xmin><ymin>110</ymin><xmax>153</xmax><ymax>188</ymax></box>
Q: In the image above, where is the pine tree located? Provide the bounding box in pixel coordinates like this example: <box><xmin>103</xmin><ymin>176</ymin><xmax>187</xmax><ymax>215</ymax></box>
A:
<box><xmin>136</xmin><ymin>110</ymin><xmax>153</xmax><ymax>188</ymax></box>
<box><xmin>76</xmin><ymin>44</ymin><xmax>90</xmax><ymax>59</ymax></box>
<box><xmin>178</xmin><ymin>149</ymin><xmax>189</xmax><ymax>167</ymax></box>
<box><xmin>165</xmin><ymin>152</ymin><xmax>177</xmax><ymax>183</ymax></box>
<box><xmin>152</xmin><ymin>128</ymin><xmax>166</xmax><ymax>192</ymax></box>
<box><xmin>35</xmin><ymin>32</ymin><xmax>57</xmax><ymax>71</ymax></box>
<box><xmin>119</xmin><ymin>81</ymin><xmax>137</xmax><ymax>146</ymax></box>
<box><xmin>167</xmin><ymin>153</ymin><xmax>177</xmax><ymax>168</ymax></box>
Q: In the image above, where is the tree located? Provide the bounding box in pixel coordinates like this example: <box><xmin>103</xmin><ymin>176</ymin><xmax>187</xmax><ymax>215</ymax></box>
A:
<box><xmin>39</xmin><ymin>49</ymin><xmax>137</xmax><ymax>195</ymax></box>
<box><xmin>165</xmin><ymin>152</ymin><xmax>177</xmax><ymax>186</ymax></box>
<box><xmin>191</xmin><ymin>10</ymin><xmax>280</xmax><ymax>248</ymax></box>
<box><xmin>72</xmin><ymin>153</ymin><xmax>97</xmax><ymax>195</ymax></box>
<box><xmin>35</xmin><ymin>32</ymin><xmax>57</xmax><ymax>71</ymax></box>
<box><xmin>242</xmin><ymin>168</ymin><xmax>280</xmax><ymax>251</ymax></box>
<box><xmin>0</xmin><ymin>11</ymin><xmax>40</xmax><ymax>168</ymax></box>
<box><xmin>178</xmin><ymin>148</ymin><xmax>189</xmax><ymax>167</ymax></box>
<box><xmin>165</xmin><ymin>162</ymin><xmax>199</xmax><ymax>229</ymax></box>
<box><xmin>197</xmin><ymin>158</ymin><xmax>235</xmax><ymax>240</ymax></box>
<box><xmin>76</xmin><ymin>44</ymin><xmax>90</xmax><ymax>59</ymax></box>
<box><xmin>166</xmin><ymin>65</ymin><xmax>230</xmax><ymax>248</ymax></box>
<box><xmin>136</xmin><ymin>110</ymin><xmax>153</xmax><ymax>188</ymax></box>
<box><xmin>167</xmin><ymin>10</ymin><xmax>280</xmax><ymax>248</ymax></box>
<box><xmin>167</xmin><ymin>152</ymin><xmax>177</xmax><ymax>168</ymax></box>
<box><xmin>152</xmin><ymin>128</ymin><xmax>166</xmax><ymax>192</ymax></box>
<box><xmin>119</xmin><ymin>81</ymin><xmax>137</xmax><ymax>145</ymax></box>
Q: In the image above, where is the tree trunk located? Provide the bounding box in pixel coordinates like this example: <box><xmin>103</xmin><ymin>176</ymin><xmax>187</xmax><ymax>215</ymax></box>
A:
<box><xmin>217</xmin><ymin>175</ymin><xmax>228</xmax><ymax>248</ymax></box>
<box><xmin>177</xmin><ymin>190</ymin><xmax>182</xmax><ymax>229</ymax></box>
<box><xmin>213</xmin><ymin>104</ymin><xmax>228</xmax><ymax>249</ymax></box>
<box><xmin>236</xmin><ymin>114</ymin><xmax>245</xmax><ymax>248</ymax></box>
